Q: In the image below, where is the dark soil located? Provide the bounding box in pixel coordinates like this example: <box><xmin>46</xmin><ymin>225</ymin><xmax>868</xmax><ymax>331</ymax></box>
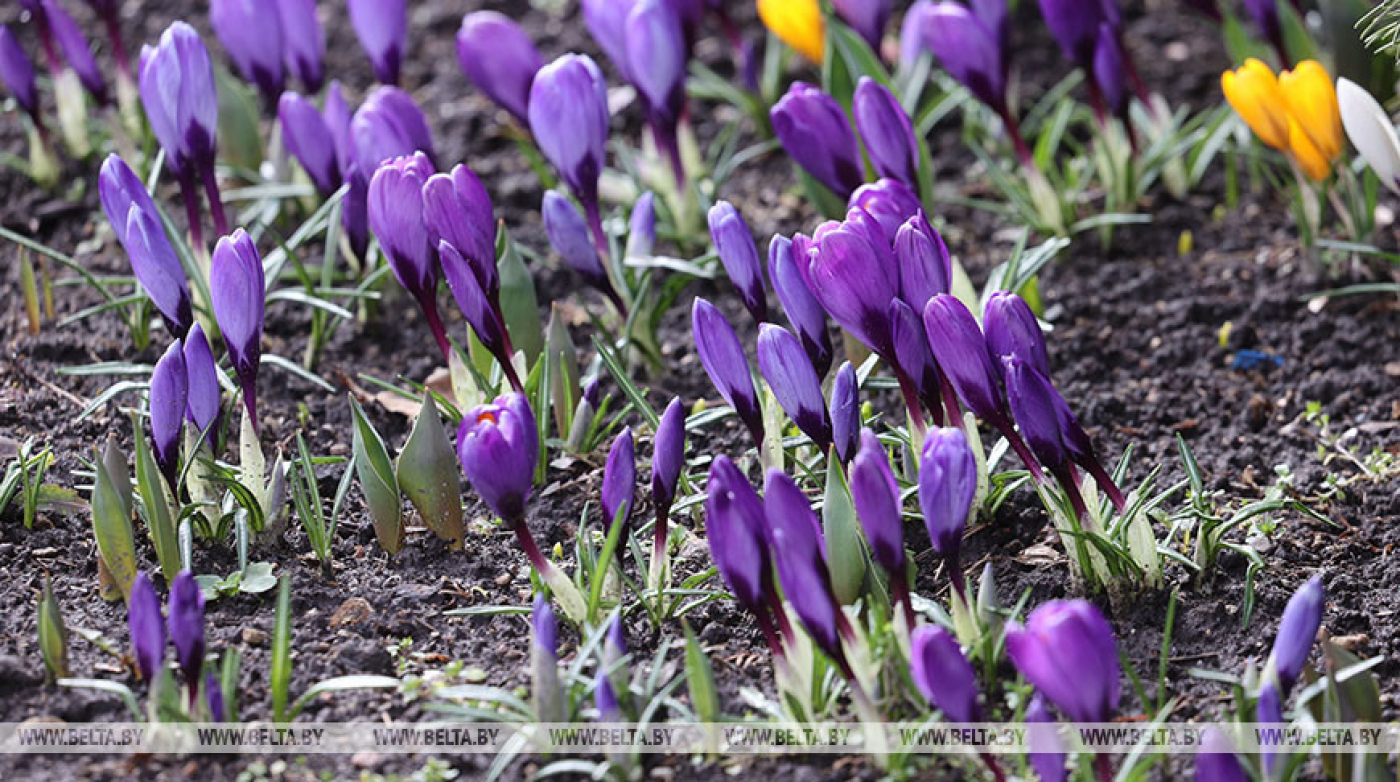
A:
<box><xmin>0</xmin><ymin>0</ymin><xmax>1396</xmax><ymax>780</ymax></box>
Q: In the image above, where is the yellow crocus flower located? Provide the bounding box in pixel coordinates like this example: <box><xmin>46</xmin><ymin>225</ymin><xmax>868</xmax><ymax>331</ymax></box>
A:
<box><xmin>1221</xmin><ymin>58</ymin><xmax>1290</xmax><ymax>150</ymax></box>
<box><xmin>757</xmin><ymin>0</ymin><xmax>825</xmax><ymax>64</ymax></box>
<box><xmin>1287</xmin><ymin>116</ymin><xmax>1332</xmax><ymax>182</ymax></box>
<box><xmin>1278</xmin><ymin>60</ymin><xmax>1343</xmax><ymax>163</ymax></box>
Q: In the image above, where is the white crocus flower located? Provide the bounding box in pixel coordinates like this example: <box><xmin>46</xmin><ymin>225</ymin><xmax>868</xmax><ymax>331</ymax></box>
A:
<box><xmin>1337</xmin><ymin>77</ymin><xmax>1400</xmax><ymax>193</ymax></box>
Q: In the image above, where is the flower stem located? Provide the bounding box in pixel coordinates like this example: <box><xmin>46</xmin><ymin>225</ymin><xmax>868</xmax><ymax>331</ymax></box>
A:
<box><xmin>199</xmin><ymin>158</ymin><xmax>228</xmax><ymax>239</ymax></box>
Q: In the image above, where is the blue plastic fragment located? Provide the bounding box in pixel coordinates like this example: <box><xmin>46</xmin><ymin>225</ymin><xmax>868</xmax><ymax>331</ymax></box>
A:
<box><xmin>1231</xmin><ymin>349</ymin><xmax>1283</xmax><ymax>371</ymax></box>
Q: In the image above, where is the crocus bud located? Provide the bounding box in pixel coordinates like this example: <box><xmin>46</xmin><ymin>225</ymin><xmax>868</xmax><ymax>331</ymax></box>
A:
<box><xmin>351</xmin><ymin>85</ymin><xmax>435</xmax><ymax>177</ymax></box>
<box><xmin>757</xmin><ymin>324</ymin><xmax>832</xmax><ymax>450</ymax></box>
<box><xmin>853</xmin><ymin>78</ymin><xmax>917</xmax><ymax>185</ymax></box>
<box><xmin>183</xmin><ymin>323</ymin><xmax>221</xmax><ymax>438</ymax></box>
<box><xmin>456</xmin><ymin>11</ymin><xmax>543</xmax><ymax>125</ymax></box>
<box><xmin>757</xmin><ymin>0</ymin><xmax>824</xmax><ymax>63</ymax></box>
<box><xmin>0</xmin><ymin>25</ymin><xmax>38</xmax><ymax>118</ymax></box>
<box><xmin>458</xmin><ymin>394</ymin><xmax>538</xmax><ymax>522</ymax></box>
<box><xmin>348</xmin><ymin>0</ymin><xmax>406</xmax><ymax>84</ymax></box>
<box><xmin>1256</xmin><ymin>681</ymin><xmax>1283</xmax><ymax>778</ymax></box>
<box><xmin>580</xmin><ymin>0</ymin><xmax>632</xmax><ymax>80</ymax></box>
<box><xmin>277</xmin><ymin>0</ymin><xmax>324</xmax><ymax>93</ymax></box>
<box><xmin>41</xmin><ymin>0</ymin><xmax>105</xmax><ymax>104</ymax></box>
<box><xmin>923</xmin><ymin>4</ymin><xmax>1006</xmax><ymax>113</ymax></box>
<box><xmin>651</xmin><ymin>397</ymin><xmax>686</xmax><ymax>518</ymax></box>
<box><xmin>438</xmin><ymin>242</ymin><xmax>510</xmax><ymax>376</ymax></box>
<box><xmin>848</xmin><ymin>178</ymin><xmax>921</xmax><ymax>242</ymax></box>
<box><xmin>1267</xmin><ymin>575</ymin><xmax>1324</xmax><ymax>694</ymax></box>
<box><xmin>210</xmin><ymin>0</ymin><xmax>284</xmax><ymax>106</ymax></box>
<box><xmin>764</xmin><ymin>469</ymin><xmax>842</xmax><ymax>660</ymax></box>
<box><xmin>530</xmin><ymin>593</ymin><xmax>564</xmax><ymax>721</ymax></box>
<box><xmin>150</xmin><ymin>339</ymin><xmax>188</xmax><ymax>487</ymax></box>
<box><xmin>922</xmin><ymin>294</ymin><xmax>1006</xmax><ymax>425</ymax></box>
<box><xmin>532</xmin><ymin>591</ymin><xmax>558</xmax><ymax>662</ymax></box>
<box><xmin>918</xmin><ymin>426</ymin><xmax>977</xmax><ymax>592</ymax></box>
<box><xmin>542</xmin><ymin>190</ymin><xmax>624</xmax><ymax>312</ymax></box>
<box><xmin>1337</xmin><ymin>77</ymin><xmax>1400</xmax><ymax>193</ymax></box>
<box><xmin>768</xmin><ymin>235</ymin><xmax>832</xmax><ymax>378</ymax></box>
<box><xmin>1051</xmin><ymin>390</ymin><xmax>1125</xmax><ymax>512</ymax></box>
<box><xmin>1005</xmin><ymin>599</ymin><xmax>1121</xmax><ymax>723</ymax></box>
<box><xmin>209</xmin><ymin>229</ymin><xmax>266</xmax><ymax>425</ymax></box>
<box><xmin>1036</xmin><ymin>0</ymin><xmax>1104</xmax><ymax>69</ymax></box>
<box><xmin>168</xmin><ymin>570</ymin><xmax>206</xmax><ymax>691</ymax></box>
<box><xmin>895</xmin><ymin>212</ymin><xmax>951</xmax><ymax>311</ymax></box>
<box><xmin>1002</xmin><ymin>356</ymin><xmax>1069</xmax><ymax>473</ymax></box>
<box><xmin>830</xmin><ymin>362</ymin><xmax>859</xmax><ymax>464</ymax></box>
<box><xmin>705</xmin><ymin>456</ymin><xmax>769</xmax><ymax>611</ymax></box>
<box><xmin>910</xmin><ymin>625</ymin><xmax>982</xmax><ymax>722</ymax></box>
<box><xmin>833</xmin><ymin>0</ymin><xmax>890</xmax><ymax>53</ymax></box>
<box><xmin>528</xmin><ymin>54</ymin><xmax>610</xmax><ymax>223</ymax></box>
<box><xmin>140</xmin><ymin>22</ymin><xmax>218</xmax><ymax>177</ymax></box>
<box><xmin>802</xmin><ymin>216</ymin><xmax>900</xmax><ymax>359</ymax></box>
<box><xmin>205</xmin><ymin>673</ymin><xmax>225</xmax><ymax>721</ymax></box>
<box><xmin>1026</xmin><ymin>694</ymin><xmax>1067</xmax><ymax>782</ymax></box>
<box><xmin>423</xmin><ymin>164</ymin><xmax>497</xmax><ymax>297</ymax></box>
<box><xmin>369</xmin><ymin>153</ymin><xmax>450</xmax><ymax>356</ymax></box>
<box><xmin>692</xmin><ymin>298</ymin><xmax>764</xmax><ymax>445</ymax></box>
<box><xmin>708</xmin><ymin>201</ymin><xmax>768</xmax><ymax>324</ymax></box>
<box><xmin>890</xmin><ymin>298</ymin><xmax>943</xmax><ymax>418</ymax></box>
<box><xmin>770</xmin><ymin>82</ymin><xmax>864</xmax><ymax>199</ymax></box>
<box><xmin>278</xmin><ymin>91</ymin><xmax>340</xmax><ymax>196</ymax></box>
<box><xmin>1196</xmin><ymin>728</ymin><xmax>1248</xmax><ymax>782</ymax></box>
<box><xmin>849</xmin><ymin>429</ymin><xmax>903</xmax><ymax>574</ymax></box>
<box><xmin>625</xmin><ymin>0</ymin><xmax>687</xmax><ymax>179</ymax></box>
<box><xmin>128</xmin><ymin>572</ymin><xmax>165</xmax><ymax>682</ymax></box>
<box><xmin>1092</xmin><ymin>22</ymin><xmax>1127</xmax><ymax>117</ymax></box>
<box><xmin>98</xmin><ymin>154</ymin><xmax>193</xmax><ymax>337</ymax></box>
<box><xmin>983</xmin><ymin>291</ymin><xmax>1050</xmax><ymax>379</ymax></box>
<box><xmin>601</xmin><ymin>426</ymin><xmax>636</xmax><ymax>531</ymax></box>
<box><xmin>594</xmin><ymin>669</ymin><xmax>621</xmax><ymax>720</ymax></box>
<box><xmin>627</xmin><ymin>192</ymin><xmax>656</xmax><ymax>259</ymax></box>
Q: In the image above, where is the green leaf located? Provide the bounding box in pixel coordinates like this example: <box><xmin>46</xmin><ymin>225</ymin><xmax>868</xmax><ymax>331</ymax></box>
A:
<box><xmin>214</xmin><ymin>65</ymin><xmax>264</xmax><ymax>172</ymax></box>
<box><xmin>822</xmin><ymin>456</ymin><xmax>867</xmax><ymax>606</ymax></box>
<box><xmin>395</xmin><ymin>394</ymin><xmax>464</xmax><ymax>548</ymax></box>
<box><xmin>59</xmin><ymin>678</ymin><xmax>141</xmax><ymax>720</ymax></box>
<box><xmin>220</xmin><ymin>648</ymin><xmax>241</xmax><ymax>722</ymax></box>
<box><xmin>349</xmin><ymin>396</ymin><xmax>403</xmax><ymax>555</ymax></box>
<box><xmin>38</xmin><ymin>576</ymin><xmax>68</xmax><ymax>680</ymax></box>
<box><xmin>270</xmin><ymin>576</ymin><xmax>292</xmax><ymax>723</ymax></box>
<box><xmin>496</xmin><ymin>227</ymin><xmax>544</xmax><ymax>366</ymax></box>
<box><xmin>238</xmin><ymin>561</ymin><xmax>278</xmax><ymax>594</ymax></box>
<box><xmin>91</xmin><ymin>446</ymin><xmax>138</xmax><ymax>602</ymax></box>
<box><xmin>289</xmin><ymin>675</ymin><xmax>400</xmax><ymax>720</ymax></box>
<box><xmin>133</xmin><ymin>429</ymin><xmax>181</xmax><ymax>582</ymax></box>
<box><xmin>682</xmin><ymin>621</ymin><xmax>718</xmax><ymax>723</ymax></box>
<box><xmin>545</xmin><ymin>305</ymin><xmax>580</xmax><ymax>441</ymax></box>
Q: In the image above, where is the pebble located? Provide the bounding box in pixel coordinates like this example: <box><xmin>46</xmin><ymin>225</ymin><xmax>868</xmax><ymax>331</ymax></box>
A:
<box><xmin>495</xmin><ymin>572</ymin><xmax>512</xmax><ymax>586</ymax></box>
<box><xmin>241</xmin><ymin>628</ymin><xmax>268</xmax><ymax>646</ymax></box>
<box><xmin>351</xmin><ymin>752</ymin><xmax>383</xmax><ymax>769</ymax></box>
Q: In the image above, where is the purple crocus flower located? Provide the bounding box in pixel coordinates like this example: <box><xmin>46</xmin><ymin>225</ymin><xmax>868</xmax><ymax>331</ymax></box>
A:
<box><xmin>1196</xmin><ymin>728</ymin><xmax>1247</xmax><ymax>782</ymax></box>
<box><xmin>183</xmin><ymin>323</ymin><xmax>221</xmax><ymax>439</ymax></box>
<box><xmin>900</xmin><ymin>1</ymin><xmax>937</xmax><ymax>68</ymax></box>
<box><xmin>1092</xmin><ymin>23</ymin><xmax>1128</xmax><ymax>118</ymax></box>
<box><xmin>277</xmin><ymin>0</ymin><xmax>324</xmax><ymax>93</ymax></box>
<box><xmin>853</xmin><ymin>77</ymin><xmax>918</xmax><ymax>186</ymax></box>
<box><xmin>150</xmin><ymin>339</ymin><xmax>188</xmax><ymax>489</ymax></box>
<box><xmin>458</xmin><ymin>393</ymin><xmax>538</xmax><ymax>523</ymax></box>
<box><xmin>205</xmin><ymin>672</ymin><xmax>225</xmax><ymax>721</ymax></box>
<box><xmin>0</xmin><ymin>25</ymin><xmax>38</xmax><ymax>119</ymax></box>
<box><xmin>528</xmin><ymin>54</ymin><xmax>610</xmax><ymax>250</ymax></box>
<box><xmin>764</xmin><ymin>469</ymin><xmax>844</xmax><ymax>663</ymax></box>
<box><xmin>43</xmin><ymin>0</ymin><xmax>107</xmax><ymax>104</ymax></box>
<box><xmin>1002</xmin><ymin>356</ymin><xmax>1071</xmax><ymax>474</ymax></box>
<box><xmin>894</xmin><ymin>212</ymin><xmax>951</xmax><ymax>312</ymax></box>
<box><xmin>351</xmin><ymin>85</ymin><xmax>436</xmax><ymax>177</ymax></box>
<box><xmin>830</xmin><ymin>362</ymin><xmax>860</xmax><ymax>464</ymax></box>
<box><xmin>692</xmin><ymin>298</ymin><xmax>764</xmax><ymax>446</ymax></box>
<box><xmin>368</xmin><ymin>152</ymin><xmax>452</xmax><ymax>360</ymax></box>
<box><xmin>278</xmin><ymin>91</ymin><xmax>341</xmax><ymax>196</ymax></box>
<box><xmin>423</xmin><ymin>163</ymin><xmax>498</xmax><ymax>302</ymax></box>
<box><xmin>626</xmin><ymin>0</ymin><xmax>688</xmax><ymax>184</ymax></box>
<box><xmin>627</xmin><ymin>191</ymin><xmax>656</xmax><ymax>259</ymax></box>
<box><xmin>757</xmin><ymin>323</ymin><xmax>832</xmax><ymax>452</ymax></box>
<box><xmin>1257</xmin><ymin>681</ymin><xmax>1284</xmax><ymax>778</ymax></box>
<box><xmin>127</xmin><ymin>572</ymin><xmax>165</xmax><ymax>682</ymax></box>
<box><xmin>601</xmin><ymin>427</ymin><xmax>636</xmax><ymax>531</ymax></box>
<box><xmin>1026</xmin><ymin>694</ymin><xmax>1068</xmax><ymax>782</ymax></box>
<box><xmin>594</xmin><ymin>669</ymin><xmax>622</xmax><ymax>720</ymax></box>
<box><xmin>833</xmin><ymin>0</ymin><xmax>891</xmax><ymax>53</ymax></box>
<box><xmin>922</xmin><ymin>4</ymin><xmax>1005</xmax><ymax>110</ymax></box>
<box><xmin>209</xmin><ymin>229</ymin><xmax>265</xmax><ymax>427</ymax></box>
<box><xmin>1047</xmin><ymin>375</ymin><xmax>1126</xmax><ymax>512</ymax></box>
<box><xmin>708</xmin><ymin>201</ymin><xmax>768</xmax><ymax>324</ymax></box>
<box><xmin>918</xmin><ymin>426</ymin><xmax>977</xmax><ymax>595</ymax></box>
<box><xmin>542</xmin><ymin>190</ymin><xmax>626</xmax><ymax>313</ymax></box>
<box><xmin>347</xmin><ymin>0</ymin><xmax>406</xmax><ymax>84</ymax></box>
<box><xmin>704</xmin><ymin>455</ymin><xmax>769</xmax><ymax>612</ymax></box>
<box><xmin>210</xmin><ymin>0</ymin><xmax>284</xmax><ymax>106</ymax></box>
<box><xmin>1267</xmin><ymin>575</ymin><xmax>1324</xmax><ymax>695</ymax></box>
<box><xmin>849</xmin><ymin>429</ymin><xmax>906</xmax><ymax>587</ymax></box>
<box><xmin>456</xmin><ymin>11</ymin><xmax>543</xmax><ymax>125</ymax></box>
<box><xmin>800</xmin><ymin>213</ymin><xmax>900</xmax><ymax>359</ymax></box>
<box><xmin>438</xmin><ymin>242</ymin><xmax>520</xmax><ymax>393</ymax></box>
<box><xmin>651</xmin><ymin>397</ymin><xmax>686</xmax><ymax>523</ymax></box>
<box><xmin>983</xmin><ymin>291</ymin><xmax>1050</xmax><ymax>379</ymax></box>
<box><xmin>1037</xmin><ymin>0</ymin><xmax>1105</xmax><ymax>68</ymax></box>
<box><xmin>890</xmin><ymin>298</ymin><xmax>943</xmax><ymax>421</ymax></box>
<box><xmin>770</xmin><ymin>82</ymin><xmax>865</xmax><ymax>199</ymax></box>
<box><xmin>848</xmin><ymin>178</ymin><xmax>922</xmax><ymax>242</ymax></box>
<box><xmin>532</xmin><ymin>593</ymin><xmax>558</xmax><ymax>659</ymax></box>
<box><xmin>581</xmin><ymin>0</ymin><xmax>633</xmax><ymax>81</ymax></box>
<box><xmin>98</xmin><ymin>154</ymin><xmax>193</xmax><ymax>337</ymax></box>
<box><xmin>167</xmin><ymin>570</ymin><xmax>206</xmax><ymax>694</ymax></box>
<box><xmin>768</xmin><ymin>235</ymin><xmax>832</xmax><ymax>378</ymax></box>
<box><xmin>1005</xmin><ymin>599</ymin><xmax>1121</xmax><ymax>723</ymax></box>
<box><xmin>910</xmin><ymin>625</ymin><xmax>982</xmax><ymax>722</ymax></box>
<box><xmin>139</xmin><ymin>22</ymin><xmax>218</xmax><ymax>179</ymax></box>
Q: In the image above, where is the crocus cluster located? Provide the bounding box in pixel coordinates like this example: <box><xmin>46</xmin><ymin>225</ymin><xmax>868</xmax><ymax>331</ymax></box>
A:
<box><xmin>757</xmin><ymin>0</ymin><xmax>892</xmax><ymax>63</ymax></box>
<box><xmin>210</xmin><ymin>0</ymin><xmax>324</xmax><ymax>107</ymax></box>
<box><xmin>128</xmin><ymin>570</ymin><xmax>222</xmax><ymax>718</ymax></box>
<box><xmin>1222</xmin><ymin>59</ymin><xmax>1341</xmax><ymax>182</ymax></box>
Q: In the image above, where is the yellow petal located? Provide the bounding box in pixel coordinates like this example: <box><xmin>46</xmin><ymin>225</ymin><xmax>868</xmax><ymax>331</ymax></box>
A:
<box><xmin>1288</xmin><ymin>116</ymin><xmax>1332</xmax><ymax>182</ymax></box>
<box><xmin>1278</xmin><ymin>60</ymin><xmax>1343</xmax><ymax>163</ymax></box>
<box><xmin>1221</xmin><ymin>59</ymin><xmax>1290</xmax><ymax>151</ymax></box>
<box><xmin>757</xmin><ymin>0</ymin><xmax>825</xmax><ymax>64</ymax></box>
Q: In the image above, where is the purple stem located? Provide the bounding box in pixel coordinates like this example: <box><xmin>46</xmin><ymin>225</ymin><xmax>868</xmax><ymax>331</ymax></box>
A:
<box><xmin>989</xmin><ymin>414</ymin><xmax>1045</xmax><ymax>482</ymax></box>
<box><xmin>240</xmin><ymin>374</ymin><xmax>259</xmax><ymax>435</ymax></box>
<box><xmin>510</xmin><ymin>516</ymin><xmax>554</xmax><ymax>578</ymax></box>
<box><xmin>994</xmin><ymin>103</ymin><xmax>1035</xmax><ymax>170</ymax></box>
<box><xmin>893</xmin><ymin>366</ymin><xmax>927</xmax><ymax>437</ymax></box>
<box><xmin>416</xmin><ymin>291</ymin><xmax>452</xmax><ymax>363</ymax></box>
<box><xmin>1094</xmin><ymin>753</ymin><xmax>1114</xmax><ymax>782</ymax></box>
<box><xmin>756</xmin><ymin>611</ymin><xmax>786</xmax><ymax>662</ymax></box>
<box><xmin>178</xmin><ymin>169</ymin><xmax>206</xmax><ymax>252</ymax></box>
<box><xmin>651</xmin><ymin>502</ymin><xmax>670</xmax><ymax>581</ymax></box>
<box><xmin>979</xmin><ymin>753</ymin><xmax>1008</xmax><ymax>782</ymax></box>
<box><xmin>199</xmin><ymin>158</ymin><xmax>229</xmax><ymax>239</ymax></box>
<box><xmin>888</xmin><ymin>574</ymin><xmax>917</xmax><ymax>631</ymax></box>
<box><xmin>99</xmin><ymin>10</ymin><xmax>132</xmax><ymax>79</ymax></box>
